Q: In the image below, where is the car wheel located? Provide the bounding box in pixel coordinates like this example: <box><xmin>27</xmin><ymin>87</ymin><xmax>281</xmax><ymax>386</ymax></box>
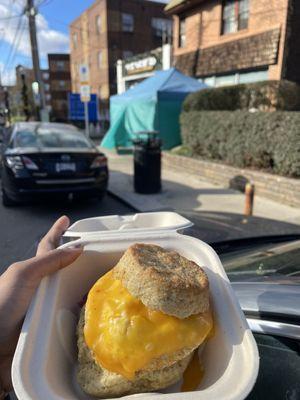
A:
<box><xmin>2</xmin><ymin>189</ymin><xmax>16</xmax><ymax>207</ymax></box>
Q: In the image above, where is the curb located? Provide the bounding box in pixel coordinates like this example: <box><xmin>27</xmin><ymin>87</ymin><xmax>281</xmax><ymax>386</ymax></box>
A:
<box><xmin>108</xmin><ymin>188</ymin><xmax>139</xmax><ymax>212</ymax></box>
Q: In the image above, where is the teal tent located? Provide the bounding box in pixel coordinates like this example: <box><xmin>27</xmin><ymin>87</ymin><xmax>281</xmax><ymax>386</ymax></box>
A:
<box><xmin>101</xmin><ymin>68</ymin><xmax>206</xmax><ymax>150</ymax></box>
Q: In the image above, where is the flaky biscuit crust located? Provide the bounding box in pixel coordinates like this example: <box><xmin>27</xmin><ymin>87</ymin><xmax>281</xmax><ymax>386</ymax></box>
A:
<box><xmin>114</xmin><ymin>243</ymin><xmax>210</xmax><ymax>318</ymax></box>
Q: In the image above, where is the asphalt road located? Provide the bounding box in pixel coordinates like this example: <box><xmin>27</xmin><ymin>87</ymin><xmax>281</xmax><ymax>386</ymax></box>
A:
<box><xmin>0</xmin><ymin>194</ymin><xmax>134</xmax><ymax>272</ymax></box>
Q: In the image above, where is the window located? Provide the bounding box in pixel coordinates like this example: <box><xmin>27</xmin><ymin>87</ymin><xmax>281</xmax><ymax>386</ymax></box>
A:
<box><xmin>151</xmin><ymin>18</ymin><xmax>172</xmax><ymax>40</ymax></box>
<box><xmin>56</xmin><ymin>61</ymin><xmax>65</xmax><ymax>70</ymax></box>
<box><xmin>238</xmin><ymin>69</ymin><xmax>268</xmax><ymax>84</ymax></box>
<box><xmin>202</xmin><ymin>69</ymin><xmax>268</xmax><ymax>87</ymax></box>
<box><xmin>59</xmin><ymin>80</ymin><xmax>66</xmax><ymax>89</ymax></box>
<box><xmin>178</xmin><ymin>17</ymin><xmax>186</xmax><ymax>47</ymax></box>
<box><xmin>238</xmin><ymin>0</ymin><xmax>249</xmax><ymax>29</ymax></box>
<box><xmin>215</xmin><ymin>74</ymin><xmax>236</xmax><ymax>86</ymax></box>
<box><xmin>46</xmin><ymin>94</ymin><xmax>51</xmax><ymax>101</ymax></box>
<box><xmin>123</xmin><ymin>50</ymin><xmax>133</xmax><ymax>59</ymax></box>
<box><xmin>15</xmin><ymin>128</ymin><xmax>92</xmax><ymax>149</ymax></box>
<box><xmin>42</xmin><ymin>72</ymin><xmax>49</xmax><ymax>80</ymax></box>
<box><xmin>122</xmin><ymin>13</ymin><xmax>134</xmax><ymax>32</ymax></box>
<box><xmin>96</xmin><ymin>15</ymin><xmax>101</xmax><ymax>34</ymax></box>
<box><xmin>98</xmin><ymin>51</ymin><xmax>102</xmax><ymax>69</ymax></box>
<box><xmin>44</xmin><ymin>83</ymin><xmax>50</xmax><ymax>91</ymax></box>
<box><xmin>222</xmin><ymin>0</ymin><xmax>249</xmax><ymax>35</ymax></box>
<box><xmin>73</xmin><ymin>33</ymin><xmax>78</xmax><ymax>48</ymax></box>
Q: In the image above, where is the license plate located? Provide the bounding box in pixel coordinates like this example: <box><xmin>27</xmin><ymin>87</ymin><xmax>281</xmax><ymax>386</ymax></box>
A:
<box><xmin>55</xmin><ymin>162</ymin><xmax>76</xmax><ymax>172</ymax></box>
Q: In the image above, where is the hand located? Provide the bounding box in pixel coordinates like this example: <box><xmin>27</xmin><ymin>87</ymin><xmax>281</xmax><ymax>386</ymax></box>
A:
<box><xmin>0</xmin><ymin>216</ymin><xmax>82</xmax><ymax>392</ymax></box>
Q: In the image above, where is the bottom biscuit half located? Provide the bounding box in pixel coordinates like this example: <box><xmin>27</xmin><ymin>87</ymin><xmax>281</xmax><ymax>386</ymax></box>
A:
<box><xmin>77</xmin><ymin>308</ymin><xmax>193</xmax><ymax>398</ymax></box>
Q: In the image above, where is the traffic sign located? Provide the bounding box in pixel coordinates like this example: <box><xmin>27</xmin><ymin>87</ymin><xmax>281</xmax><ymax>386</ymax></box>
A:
<box><xmin>79</xmin><ymin>64</ymin><xmax>89</xmax><ymax>84</ymax></box>
<box><xmin>68</xmin><ymin>93</ymin><xmax>99</xmax><ymax>122</ymax></box>
<box><xmin>80</xmin><ymin>84</ymin><xmax>91</xmax><ymax>103</ymax></box>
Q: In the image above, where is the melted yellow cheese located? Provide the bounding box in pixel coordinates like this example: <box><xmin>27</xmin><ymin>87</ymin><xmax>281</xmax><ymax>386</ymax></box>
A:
<box><xmin>84</xmin><ymin>270</ymin><xmax>213</xmax><ymax>380</ymax></box>
<box><xmin>181</xmin><ymin>350</ymin><xmax>204</xmax><ymax>392</ymax></box>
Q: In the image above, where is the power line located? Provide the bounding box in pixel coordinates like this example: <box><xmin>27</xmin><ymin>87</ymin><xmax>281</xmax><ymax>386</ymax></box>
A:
<box><xmin>0</xmin><ymin>0</ymin><xmax>26</xmax><ymax>69</ymax></box>
<box><xmin>37</xmin><ymin>0</ymin><xmax>55</xmax><ymax>7</ymax></box>
<box><xmin>6</xmin><ymin>19</ymin><xmax>27</xmax><ymax>74</ymax></box>
<box><xmin>0</xmin><ymin>20</ymin><xmax>25</xmax><ymax>86</ymax></box>
<box><xmin>0</xmin><ymin>14</ymin><xmax>23</xmax><ymax>21</ymax></box>
<box><xmin>2</xmin><ymin>14</ymin><xmax>25</xmax><ymax>75</ymax></box>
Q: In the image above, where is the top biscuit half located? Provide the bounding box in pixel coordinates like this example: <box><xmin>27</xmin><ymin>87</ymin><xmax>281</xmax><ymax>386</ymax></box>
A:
<box><xmin>113</xmin><ymin>243</ymin><xmax>210</xmax><ymax>319</ymax></box>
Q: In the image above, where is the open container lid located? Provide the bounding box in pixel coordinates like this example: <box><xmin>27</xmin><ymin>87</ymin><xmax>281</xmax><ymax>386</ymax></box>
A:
<box><xmin>63</xmin><ymin>211</ymin><xmax>193</xmax><ymax>239</ymax></box>
<box><xmin>12</xmin><ymin>212</ymin><xmax>259</xmax><ymax>400</ymax></box>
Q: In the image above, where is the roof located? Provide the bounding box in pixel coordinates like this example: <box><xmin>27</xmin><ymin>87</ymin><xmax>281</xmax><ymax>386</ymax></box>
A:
<box><xmin>165</xmin><ymin>0</ymin><xmax>186</xmax><ymax>11</ymax></box>
<box><xmin>165</xmin><ymin>0</ymin><xmax>207</xmax><ymax>13</ymax></box>
<box><xmin>111</xmin><ymin>67</ymin><xmax>206</xmax><ymax>103</ymax></box>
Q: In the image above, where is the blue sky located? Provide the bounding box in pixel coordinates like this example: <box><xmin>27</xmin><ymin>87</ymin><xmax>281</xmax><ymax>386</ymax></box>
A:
<box><xmin>0</xmin><ymin>0</ymin><xmax>167</xmax><ymax>85</ymax></box>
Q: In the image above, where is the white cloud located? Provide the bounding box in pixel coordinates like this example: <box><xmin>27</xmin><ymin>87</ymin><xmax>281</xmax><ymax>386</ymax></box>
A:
<box><xmin>0</xmin><ymin>62</ymin><xmax>16</xmax><ymax>86</ymax></box>
<box><xmin>0</xmin><ymin>0</ymin><xmax>69</xmax><ymax>85</ymax></box>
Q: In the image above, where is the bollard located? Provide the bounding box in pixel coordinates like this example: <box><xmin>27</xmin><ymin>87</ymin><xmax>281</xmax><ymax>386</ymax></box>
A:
<box><xmin>244</xmin><ymin>183</ymin><xmax>255</xmax><ymax>216</ymax></box>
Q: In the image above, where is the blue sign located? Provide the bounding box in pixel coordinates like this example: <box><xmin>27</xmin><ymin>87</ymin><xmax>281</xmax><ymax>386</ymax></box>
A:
<box><xmin>68</xmin><ymin>93</ymin><xmax>99</xmax><ymax>122</ymax></box>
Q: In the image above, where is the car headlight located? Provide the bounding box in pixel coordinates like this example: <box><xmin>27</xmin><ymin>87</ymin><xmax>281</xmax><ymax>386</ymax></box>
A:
<box><xmin>6</xmin><ymin>156</ymin><xmax>24</xmax><ymax>170</ymax></box>
<box><xmin>5</xmin><ymin>155</ymin><xmax>39</xmax><ymax>172</ymax></box>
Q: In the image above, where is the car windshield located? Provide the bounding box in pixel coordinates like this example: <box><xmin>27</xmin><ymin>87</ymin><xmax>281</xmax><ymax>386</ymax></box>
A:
<box><xmin>220</xmin><ymin>240</ymin><xmax>300</xmax><ymax>283</ymax></box>
<box><xmin>13</xmin><ymin>127</ymin><xmax>93</xmax><ymax>149</ymax></box>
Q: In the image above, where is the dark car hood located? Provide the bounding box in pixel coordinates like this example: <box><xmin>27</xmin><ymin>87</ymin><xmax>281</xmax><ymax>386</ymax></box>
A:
<box><xmin>181</xmin><ymin>211</ymin><xmax>300</xmax><ymax>243</ymax></box>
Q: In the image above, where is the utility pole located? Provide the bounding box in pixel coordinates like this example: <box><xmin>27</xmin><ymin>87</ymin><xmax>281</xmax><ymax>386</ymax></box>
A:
<box><xmin>20</xmin><ymin>72</ymin><xmax>31</xmax><ymax>121</ymax></box>
<box><xmin>4</xmin><ymin>87</ymin><xmax>11</xmax><ymax>124</ymax></box>
<box><xmin>26</xmin><ymin>0</ymin><xmax>47</xmax><ymax>121</ymax></box>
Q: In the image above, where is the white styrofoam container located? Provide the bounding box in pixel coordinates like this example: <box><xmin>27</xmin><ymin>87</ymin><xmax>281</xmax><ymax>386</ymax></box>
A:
<box><xmin>12</xmin><ymin>212</ymin><xmax>259</xmax><ymax>400</ymax></box>
<box><xmin>63</xmin><ymin>212</ymin><xmax>193</xmax><ymax>238</ymax></box>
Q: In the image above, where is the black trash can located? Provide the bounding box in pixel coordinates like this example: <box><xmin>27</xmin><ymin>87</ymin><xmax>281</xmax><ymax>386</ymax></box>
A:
<box><xmin>133</xmin><ymin>131</ymin><xmax>161</xmax><ymax>194</ymax></box>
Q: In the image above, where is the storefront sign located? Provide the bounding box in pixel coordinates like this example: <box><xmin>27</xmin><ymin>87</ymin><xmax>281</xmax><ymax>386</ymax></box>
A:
<box><xmin>124</xmin><ymin>51</ymin><xmax>162</xmax><ymax>76</ymax></box>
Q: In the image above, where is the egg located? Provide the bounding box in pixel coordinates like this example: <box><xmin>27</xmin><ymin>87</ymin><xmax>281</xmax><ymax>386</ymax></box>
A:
<box><xmin>84</xmin><ymin>270</ymin><xmax>213</xmax><ymax>380</ymax></box>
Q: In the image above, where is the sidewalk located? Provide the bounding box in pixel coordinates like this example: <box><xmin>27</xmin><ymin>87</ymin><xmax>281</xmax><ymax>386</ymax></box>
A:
<box><xmin>104</xmin><ymin>149</ymin><xmax>300</xmax><ymax>225</ymax></box>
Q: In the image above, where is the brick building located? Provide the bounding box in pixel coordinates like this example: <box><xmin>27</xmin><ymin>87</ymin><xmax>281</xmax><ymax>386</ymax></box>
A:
<box><xmin>15</xmin><ymin>65</ymin><xmax>52</xmax><ymax>117</ymax></box>
<box><xmin>165</xmin><ymin>0</ymin><xmax>300</xmax><ymax>87</ymax></box>
<box><xmin>70</xmin><ymin>0</ymin><xmax>172</xmax><ymax>121</ymax></box>
<box><xmin>0</xmin><ymin>85</ymin><xmax>22</xmax><ymax>122</ymax></box>
<box><xmin>48</xmin><ymin>54</ymin><xmax>71</xmax><ymax>122</ymax></box>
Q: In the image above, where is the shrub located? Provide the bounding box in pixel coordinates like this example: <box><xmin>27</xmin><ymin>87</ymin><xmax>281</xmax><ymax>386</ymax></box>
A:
<box><xmin>183</xmin><ymin>80</ymin><xmax>300</xmax><ymax>112</ymax></box>
<box><xmin>180</xmin><ymin>111</ymin><xmax>300</xmax><ymax>178</ymax></box>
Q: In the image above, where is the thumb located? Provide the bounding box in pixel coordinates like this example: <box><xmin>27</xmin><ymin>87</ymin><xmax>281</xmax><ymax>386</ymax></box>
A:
<box><xmin>15</xmin><ymin>247</ymin><xmax>83</xmax><ymax>285</ymax></box>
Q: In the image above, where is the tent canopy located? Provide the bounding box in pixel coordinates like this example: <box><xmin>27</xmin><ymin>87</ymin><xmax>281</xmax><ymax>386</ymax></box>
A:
<box><xmin>101</xmin><ymin>68</ymin><xmax>206</xmax><ymax>150</ymax></box>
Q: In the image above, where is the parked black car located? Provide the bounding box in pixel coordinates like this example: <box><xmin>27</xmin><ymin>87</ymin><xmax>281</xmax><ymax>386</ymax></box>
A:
<box><xmin>0</xmin><ymin>122</ymin><xmax>108</xmax><ymax>206</ymax></box>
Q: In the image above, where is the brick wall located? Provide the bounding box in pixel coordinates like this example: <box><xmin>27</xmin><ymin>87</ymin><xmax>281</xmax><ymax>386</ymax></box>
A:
<box><xmin>282</xmin><ymin>0</ymin><xmax>300</xmax><ymax>84</ymax></box>
<box><xmin>162</xmin><ymin>152</ymin><xmax>300</xmax><ymax>207</ymax></box>
<box><xmin>70</xmin><ymin>0</ymin><xmax>170</xmax><ymax>101</ymax></box>
<box><xmin>48</xmin><ymin>54</ymin><xmax>71</xmax><ymax>121</ymax></box>
<box><xmin>70</xmin><ymin>0</ymin><xmax>109</xmax><ymax>97</ymax></box>
<box><xmin>171</xmin><ymin>0</ymin><xmax>289</xmax><ymax>80</ymax></box>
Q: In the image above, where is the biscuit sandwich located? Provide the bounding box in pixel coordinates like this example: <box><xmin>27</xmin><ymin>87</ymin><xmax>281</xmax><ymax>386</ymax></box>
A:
<box><xmin>77</xmin><ymin>243</ymin><xmax>213</xmax><ymax>397</ymax></box>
